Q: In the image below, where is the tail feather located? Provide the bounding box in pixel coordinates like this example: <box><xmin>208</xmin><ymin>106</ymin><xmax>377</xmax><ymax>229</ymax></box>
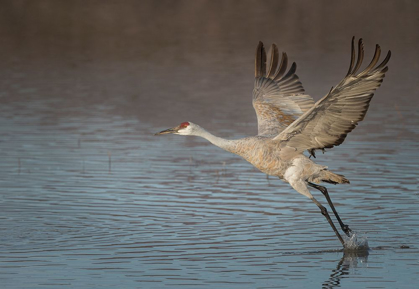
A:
<box><xmin>311</xmin><ymin>169</ymin><xmax>350</xmax><ymax>185</ymax></box>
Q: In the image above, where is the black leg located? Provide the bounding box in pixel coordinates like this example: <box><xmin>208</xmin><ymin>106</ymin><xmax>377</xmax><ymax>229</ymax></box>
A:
<box><xmin>310</xmin><ymin>197</ymin><xmax>345</xmax><ymax>247</ymax></box>
<box><xmin>309</xmin><ymin>182</ymin><xmax>352</xmax><ymax>236</ymax></box>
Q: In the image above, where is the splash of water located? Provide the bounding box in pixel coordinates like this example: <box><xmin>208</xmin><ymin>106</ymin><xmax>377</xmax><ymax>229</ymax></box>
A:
<box><xmin>343</xmin><ymin>231</ymin><xmax>369</xmax><ymax>251</ymax></box>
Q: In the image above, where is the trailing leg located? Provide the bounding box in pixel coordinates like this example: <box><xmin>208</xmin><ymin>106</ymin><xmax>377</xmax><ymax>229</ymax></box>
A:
<box><xmin>286</xmin><ymin>178</ymin><xmax>345</xmax><ymax>247</ymax></box>
<box><xmin>310</xmin><ymin>196</ymin><xmax>345</xmax><ymax>246</ymax></box>
<box><xmin>308</xmin><ymin>182</ymin><xmax>352</xmax><ymax>236</ymax></box>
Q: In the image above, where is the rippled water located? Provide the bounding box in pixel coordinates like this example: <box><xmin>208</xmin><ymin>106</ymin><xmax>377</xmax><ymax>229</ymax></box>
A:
<box><xmin>1</xmin><ymin>1</ymin><xmax>418</xmax><ymax>288</ymax></box>
<box><xmin>1</xmin><ymin>98</ymin><xmax>418</xmax><ymax>288</ymax></box>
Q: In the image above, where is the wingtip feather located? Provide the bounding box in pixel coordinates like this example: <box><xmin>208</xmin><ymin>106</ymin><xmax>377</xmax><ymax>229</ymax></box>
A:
<box><xmin>273</xmin><ymin>52</ymin><xmax>288</xmax><ymax>80</ymax></box>
<box><xmin>351</xmin><ymin>38</ymin><xmax>364</xmax><ymax>75</ymax></box>
<box><xmin>346</xmin><ymin>37</ymin><xmax>356</xmax><ymax>76</ymax></box>
<box><xmin>255</xmin><ymin>41</ymin><xmax>267</xmax><ymax>78</ymax></box>
<box><xmin>267</xmin><ymin>44</ymin><xmax>279</xmax><ymax>78</ymax></box>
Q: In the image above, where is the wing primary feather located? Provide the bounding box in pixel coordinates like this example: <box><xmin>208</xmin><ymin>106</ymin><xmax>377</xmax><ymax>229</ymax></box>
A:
<box><xmin>281</xmin><ymin>62</ymin><xmax>297</xmax><ymax>81</ymax></box>
<box><xmin>273</xmin><ymin>52</ymin><xmax>288</xmax><ymax>80</ymax></box>
<box><xmin>380</xmin><ymin>66</ymin><xmax>389</xmax><ymax>74</ymax></box>
<box><xmin>374</xmin><ymin>50</ymin><xmax>391</xmax><ymax>71</ymax></box>
<box><xmin>358</xmin><ymin>44</ymin><xmax>381</xmax><ymax>77</ymax></box>
<box><xmin>261</xmin><ymin>43</ymin><xmax>267</xmax><ymax>77</ymax></box>
<box><xmin>267</xmin><ymin>44</ymin><xmax>279</xmax><ymax>78</ymax></box>
<box><xmin>351</xmin><ymin>38</ymin><xmax>364</xmax><ymax>75</ymax></box>
<box><xmin>255</xmin><ymin>41</ymin><xmax>267</xmax><ymax>77</ymax></box>
<box><xmin>346</xmin><ymin>36</ymin><xmax>356</xmax><ymax>76</ymax></box>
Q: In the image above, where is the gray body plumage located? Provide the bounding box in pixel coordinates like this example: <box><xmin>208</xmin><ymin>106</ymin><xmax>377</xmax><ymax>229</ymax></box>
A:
<box><xmin>194</xmin><ymin>126</ymin><xmax>340</xmax><ymax>192</ymax></box>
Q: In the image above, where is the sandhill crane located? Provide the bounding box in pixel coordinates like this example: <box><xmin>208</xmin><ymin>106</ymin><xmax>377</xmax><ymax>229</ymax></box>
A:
<box><xmin>155</xmin><ymin>37</ymin><xmax>391</xmax><ymax>247</ymax></box>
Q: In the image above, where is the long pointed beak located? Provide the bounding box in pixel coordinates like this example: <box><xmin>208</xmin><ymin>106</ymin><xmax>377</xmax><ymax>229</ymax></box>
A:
<box><xmin>154</xmin><ymin>127</ymin><xmax>178</xmax><ymax>135</ymax></box>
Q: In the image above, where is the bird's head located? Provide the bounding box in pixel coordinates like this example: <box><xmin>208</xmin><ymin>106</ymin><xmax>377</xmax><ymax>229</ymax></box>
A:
<box><xmin>155</xmin><ymin>121</ymin><xmax>197</xmax><ymax>136</ymax></box>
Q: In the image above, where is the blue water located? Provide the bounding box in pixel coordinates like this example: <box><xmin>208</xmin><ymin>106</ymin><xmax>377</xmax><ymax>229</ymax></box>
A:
<box><xmin>0</xmin><ymin>98</ymin><xmax>418</xmax><ymax>288</ymax></box>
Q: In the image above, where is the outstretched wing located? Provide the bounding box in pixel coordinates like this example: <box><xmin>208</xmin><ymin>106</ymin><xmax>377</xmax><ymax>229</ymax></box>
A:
<box><xmin>273</xmin><ymin>38</ymin><xmax>391</xmax><ymax>154</ymax></box>
<box><xmin>253</xmin><ymin>42</ymin><xmax>315</xmax><ymax>136</ymax></box>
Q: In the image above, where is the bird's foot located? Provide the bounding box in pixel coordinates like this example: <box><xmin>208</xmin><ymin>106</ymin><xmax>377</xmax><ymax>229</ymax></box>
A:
<box><xmin>342</xmin><ymin>224</ymin><xmax>353</xmax><ymax>237</ymax></box>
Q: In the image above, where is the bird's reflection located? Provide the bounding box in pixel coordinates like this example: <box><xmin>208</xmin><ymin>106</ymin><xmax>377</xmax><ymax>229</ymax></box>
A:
<box><xmin>322</xmin><ymin>250</ymin><xmax>369</xmax><ymax>289</ymax></box>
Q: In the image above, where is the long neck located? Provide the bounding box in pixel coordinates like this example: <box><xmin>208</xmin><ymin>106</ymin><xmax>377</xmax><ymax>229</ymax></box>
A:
<box><xmin>194</xmin><ymin>127</ymin><xmax>233</xmax><ymax>152</ymax></box>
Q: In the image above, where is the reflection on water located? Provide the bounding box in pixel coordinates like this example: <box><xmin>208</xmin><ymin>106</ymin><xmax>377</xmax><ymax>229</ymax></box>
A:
<box><xmin>1</xmin><ymin>1</ymin><xmax>419</xmax><ymax>288</ymax></box>
<box><xmin>322</xmin><ymin>251</ymin><xmax>369</xmax><ymax>289</ymax></box>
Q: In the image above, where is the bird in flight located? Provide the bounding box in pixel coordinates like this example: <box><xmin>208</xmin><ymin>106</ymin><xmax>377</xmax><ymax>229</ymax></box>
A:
<box><xmin>155</xmin><ymin>37</ymin><xmax>391</xmax><ymax>247</ymax></box>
